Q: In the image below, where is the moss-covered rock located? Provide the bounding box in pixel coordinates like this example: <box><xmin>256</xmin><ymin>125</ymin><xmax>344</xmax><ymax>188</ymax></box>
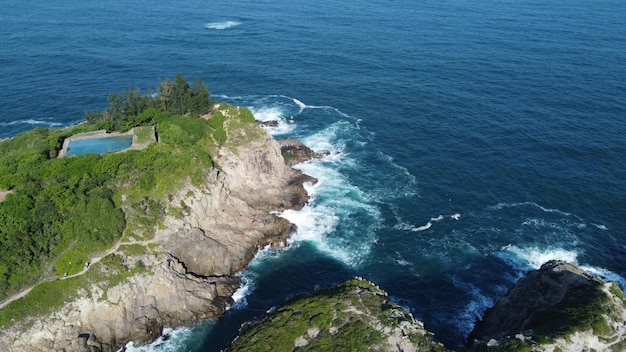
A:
<box><xmin>226</xmin><ymin>277</ymin><xmax>451</xmax><ymax>352</ymax></box>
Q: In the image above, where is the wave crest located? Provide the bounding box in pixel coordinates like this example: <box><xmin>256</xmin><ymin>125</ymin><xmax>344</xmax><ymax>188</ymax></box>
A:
<box><xmin>204</xmin><ymin>21</ymin><xmax>241</xmax><ymax>30</ymax></box>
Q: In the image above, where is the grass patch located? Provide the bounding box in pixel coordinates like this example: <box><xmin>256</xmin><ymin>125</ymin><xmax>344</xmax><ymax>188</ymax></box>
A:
<box><xmin>118</xmin><ymin>244</ymin><xmax>148</xmax><ymax>256</ymax></box>
<box><xmin>0</xmin><ymin>252</ymin><xmax>147</xmax><ymax>328</ymax></box>
<box><xmin>609</xmin><ymin>282</ymin><xmax>626</xmax><ymax>306</ymax></box>
<box><xmin>133</xmin><ymin>126</ymin><xmax>154</xmax><ymax>144</ymax></box>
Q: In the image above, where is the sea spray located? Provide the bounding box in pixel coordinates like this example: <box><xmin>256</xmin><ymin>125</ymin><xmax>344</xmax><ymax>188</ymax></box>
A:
<box><xmin>120</xmin><ymin>325</ymin><xmax>211</xmax><ymax>352</ymax></box>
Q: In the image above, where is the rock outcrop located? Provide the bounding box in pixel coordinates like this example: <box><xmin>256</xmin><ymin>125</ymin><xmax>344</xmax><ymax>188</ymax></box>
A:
<box><xmin>468</xmin><ymin>260</ymin><xmax>626</xmax><ymax>351</ymax></box>
<box><xmin>226</xmin><ymin>277</ymin><xmax>451</xmax><ymax>352</ymax></box>
<box><xmin>0</xmin><ymin>111</ymin><xmax>318</xmax><ymax>352</ymax></box>
<box><xmin>278</xmin><ymin>139</ymin><xmax>328</xmax><ymax>167</ymax></box>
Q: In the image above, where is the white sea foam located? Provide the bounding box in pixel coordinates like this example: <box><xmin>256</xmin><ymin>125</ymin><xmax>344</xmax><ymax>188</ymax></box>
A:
<box><xmin>250</xmin><ymin>105</ymin><xmax>283</xmax><ymax>122</ymax></box>
<box><xmin>431</xmin><ymin>215</ymin><xmax>444</xmax><ymax>222</ymax></box>
<box><xmin>580</xmin><ymin>265</ymin><xmax>626</xmax><ymax>288</ymax></box>
<box><xmin>229</xmin><ymin>271</ymin><xmax>257</xmax><ymax>310</ymax></box>
<box><xmin>250</xmin><ymin>105</ymin><xmax>295</xmax><ymax>135</ymax></box>
<box><xmin>273</xmin><ymin>134</ymin><xmax>381</xmax><ymax>267</ymax></box>
<box><xmin>288</xmin><ymin>96</ymin><xmax>353</xmax><ymax>120</ymax></box>
<box><xmin>498</xmin><ymin>245</ymin><xmax>626</xmax><ymax>288</ymax></box>
<box><xmin>204</xmin><ymin>21</ymin><xmax>241</xmax><ymax>30</ymax></box>
<box><xmin>394</xmin><ymin>213</ymin><xmax>461</xmax><ymax>232</ymax></box>
<box><xmin>279</xmin><ymin>205</ymin><xmax>339</xmax><ymax>244</ymax></box>
<box><xmin>498</xmin><ymin>245</ymin><xmax>579</xmax><ymax>271</ymax></box>
<box><xmin>412</xmin><ymin>222</ymin><xmax>432</xmax><ymax>232</ymax></box>
<box><xmin>119</xmin><ymin>327</ymin><xmax>196</xmax><ymax>352</ymax></box>
<box><xmin>300</xmin><ymin>122</ymin><xmax>349</xmax><ymax>156</ymax></box>
<box><xmin>0</xmin><ymin>118</ymin><xmax>65</xmax><ymax>127</ymax></box>
<box><xmin>292</xmin><ymin>98</ymin><xmax>306</xmax><ymax>113</ymax></box>
<box><xmin>592</xmin><ymin>223</ymin><xmax>609</xmax><ymax>230</ymax></box>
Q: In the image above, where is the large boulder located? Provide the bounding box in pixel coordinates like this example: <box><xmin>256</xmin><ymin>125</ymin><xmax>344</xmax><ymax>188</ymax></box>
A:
<box><xmin>468</xmin><ymin>260</ymin><xmax>626</xmax><ymax>351</ymax></box>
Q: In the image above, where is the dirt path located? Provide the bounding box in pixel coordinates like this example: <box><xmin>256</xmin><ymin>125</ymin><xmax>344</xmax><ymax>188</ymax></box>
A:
<box><xmin>0</xmin><ymin>238</ymin><xmax>155</xmax><ymax>310</ymax></box>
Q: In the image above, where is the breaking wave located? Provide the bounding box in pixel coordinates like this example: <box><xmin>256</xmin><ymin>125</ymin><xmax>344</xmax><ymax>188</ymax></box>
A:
<box><xmin>204</xmin><ymin>21</ymin><xmax>241</xmax><ymax>30</ymax></box>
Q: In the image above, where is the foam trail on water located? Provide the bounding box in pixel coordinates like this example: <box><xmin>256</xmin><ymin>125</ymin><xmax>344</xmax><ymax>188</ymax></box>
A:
<box><xmin>0</xmin><ymin>118</ymin><xmax>66</xmax><ymax>127</ymax></box>
<box><xmin>289</xmin><ymin>97</ymin><xmax>355</xmax><ymax>120</ymax></box>
<box><xmin>393</xmin><ymin>213</ymin><xmax>461</xmax><ymax>232</ymax></box>
<box><xmin>413</xmin><ymin>222</ymin><xmax>432</xmax><ymax>232</ymax></box>
<box><xmin>581</xmin><ymin>265</ymin><xmax>626</xmax><ymax>289</ymax></box>
<box><xmin>489</xmin><ymin>201</ymin><xmax>576</xmax><ymax>218</ymax></box>
<box><xmin>204</xmin><ymin>21</ymin><xmax>241</xmax><ymax>30</ymax></box>
<box><xmin>292</xmin><ymin>98</ymin><xmax>306</xmax><ymax>113</ymax></box>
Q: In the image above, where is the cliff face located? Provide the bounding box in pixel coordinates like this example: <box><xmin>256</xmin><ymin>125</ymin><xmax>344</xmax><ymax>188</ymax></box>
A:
<box><xmin>468</xmin><ymin>260</ymin><xmax>626</xmax><ymax>351</ymax></box>
<box><xmin>0</xmin><ymin>117</ymin><xmax>315</xmax><ymax>351</ymax></box>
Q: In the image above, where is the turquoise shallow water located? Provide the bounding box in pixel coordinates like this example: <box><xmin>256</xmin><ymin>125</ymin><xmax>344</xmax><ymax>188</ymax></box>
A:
<box><xmin>1</xmin><ymin>0</ymin><xmax>626</xmax><ymax>349</ymax></box>
<box><xmin>65</xmin><ymin>135</ymin><xmax>133</xmax><ymax>156</ymax></box>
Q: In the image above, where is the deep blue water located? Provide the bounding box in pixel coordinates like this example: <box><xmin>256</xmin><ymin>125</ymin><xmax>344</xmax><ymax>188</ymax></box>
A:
<box><xmin>65</xmin><ymin>135</ymin><xmax>133</xmax><ymax>156</ymax></box>
<box><xmin>1</xmin><ymin>0</ymin><xmax>626</xmax><ymax>350</ymax></box>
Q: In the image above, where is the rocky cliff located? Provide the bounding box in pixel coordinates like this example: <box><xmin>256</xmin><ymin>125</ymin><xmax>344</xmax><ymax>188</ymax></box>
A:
<box><xmin>468</xmin><ymin>260</ymin><xmax>626</xmax><ymax>351</ymax></box>
<box><xmin>0</xmin><ymin>110</ymin><xmax>317</xmax><ymax>351</ymax></box>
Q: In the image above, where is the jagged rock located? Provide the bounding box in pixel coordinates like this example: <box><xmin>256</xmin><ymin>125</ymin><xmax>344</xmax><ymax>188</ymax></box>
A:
<box><xmin>278</xmin><ymin>138</ymin><xmax>327</xmax><ymax>166</ymax></box>
<box><xmin>468</xmin><ymin>260</ymin><xmax>626</xmax><ymax>351</ymax></box>
<box><xmin>256</xmin><ymin>120</ymin><xmax>279</xmax><ymax>127</ymax></box>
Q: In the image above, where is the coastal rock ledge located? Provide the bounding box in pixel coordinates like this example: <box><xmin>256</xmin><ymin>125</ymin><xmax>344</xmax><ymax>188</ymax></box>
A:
<box><xmin>0</xmin><ymin>118</ymin><xmax>318</xmax><ymax>351</ymax></box>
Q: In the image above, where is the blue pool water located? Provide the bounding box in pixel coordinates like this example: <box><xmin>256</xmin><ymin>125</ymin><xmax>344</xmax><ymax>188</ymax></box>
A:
<box><xmin>1</xmin><ymin>0</ymin><xmax>625</xmax><ymax>350</ymax></box>
<box><xmin>65</xmin><ymin>135</ymin><xmax>133</xmax><ymax>156</ymax></box>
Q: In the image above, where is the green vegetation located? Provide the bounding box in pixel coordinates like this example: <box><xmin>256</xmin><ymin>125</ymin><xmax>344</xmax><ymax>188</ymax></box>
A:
<box><xmin>133</xmin><ymin>125</ymin><xmax>154</xmax><ymax>144</ymax></box>
<box><xmin>84</xmin><ymin>74</ymin><xmax>213</xmax><ymax>132</ymax></box>
<box><xmin>609</xmin><ymin>282</ymin><xmax>626</xmax><ymax>307</ymax></box>
<box><xmin>0</xmin><ymin>74</ymin><xmax>258</xmax><ymax>312</ymax></box>
<box><xmin>529</xmin><ymin>282</ymin><xmax>612</xmax><ymax>338</ymax></box>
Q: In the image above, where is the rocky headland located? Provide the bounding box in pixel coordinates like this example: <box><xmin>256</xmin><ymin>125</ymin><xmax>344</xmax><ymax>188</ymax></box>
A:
<box><xmin>0</xmin><ymin>109</ymin><xmax>319</xmax><ymax>351</ymax></box>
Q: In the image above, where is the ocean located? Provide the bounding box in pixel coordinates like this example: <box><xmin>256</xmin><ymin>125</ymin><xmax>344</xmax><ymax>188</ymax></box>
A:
<box><xmin>1</xmin><ymin>0</ymin><xmax>625</xmax><ymax>350</ymax></box>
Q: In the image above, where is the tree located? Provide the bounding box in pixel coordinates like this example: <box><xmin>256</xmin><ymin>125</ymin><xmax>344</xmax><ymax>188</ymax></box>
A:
<box><xmin>190</xmin><ymin>77</ymin><xmax>212</xmax><ymax>115</ymax></box>
<box><xmin>157</xmin><ymin>78</ymin><xmax>175</xmax><ymax>112</ymax></box>
<box><xmin>171</xmin><ymin>73</ymin><xmax>192</xmax><ymax>115</ymax></box>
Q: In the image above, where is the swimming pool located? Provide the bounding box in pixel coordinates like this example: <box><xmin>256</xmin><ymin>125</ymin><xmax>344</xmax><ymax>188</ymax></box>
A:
<box><xmin>65</xmin><ymin>135</ymin><xmax>133</xmax><ymax>156</ymax></box>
